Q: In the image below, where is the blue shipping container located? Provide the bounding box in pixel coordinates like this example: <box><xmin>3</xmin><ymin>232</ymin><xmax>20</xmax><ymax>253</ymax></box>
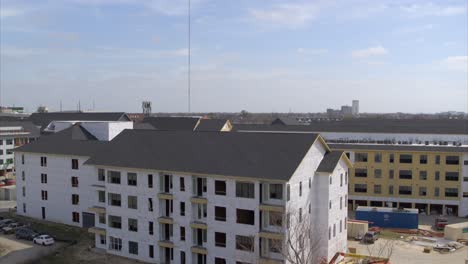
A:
<box><xmin>356</xmin><ymin>209</ymin><xmax>418</xmax><ymax>229</ymax></box>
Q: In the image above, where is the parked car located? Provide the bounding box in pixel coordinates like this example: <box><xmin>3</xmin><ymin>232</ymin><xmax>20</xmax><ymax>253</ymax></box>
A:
<box><xmin>15</xmin><ymin>228</ymin><xmax>38</xmax><ymax>240</ymax></box>
<box><xmin>0</xmin><ymin>219</ymin><xmax>14</xmax><ymax>228</ymax></box>
<box><xmin>33</xmin><ymin>235</ymin><xmax>55</xmax><ymax>246</ymax></box>
<box><xmin>362</xmin><ymin>231</ymin><xmax>379</xmax><ymax>244</ymax></box>
<box><xmin>2</xmin><ymin>222</ymin><xmax>23</xmax><ymax>234</ymax></box>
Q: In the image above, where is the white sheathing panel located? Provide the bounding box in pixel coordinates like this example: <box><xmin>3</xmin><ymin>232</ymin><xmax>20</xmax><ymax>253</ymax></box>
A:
<box><xmin>102</xmin><ymin>167</ymin><xmax>262</xmax><ymax>264</ymax></box>
<box><xmin>81</xmin><ymin>122</ymin><xmax>133</xmax><ymax>141</ymax></box>
<box><xmin>15</xmin><ymin>152</ymin><xmax>95</xmax><ymax>227</ymax></box>
<box><xmin>286</xmin><ymin>140</ymin><xmax>347</xmax><ymax>263</ymax></box>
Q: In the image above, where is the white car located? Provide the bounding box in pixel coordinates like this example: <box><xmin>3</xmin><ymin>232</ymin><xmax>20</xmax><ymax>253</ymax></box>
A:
<box><xmin>33</xmin><ymin>235</ymin><xmax>55</xmax><ymax>246</ymax></box>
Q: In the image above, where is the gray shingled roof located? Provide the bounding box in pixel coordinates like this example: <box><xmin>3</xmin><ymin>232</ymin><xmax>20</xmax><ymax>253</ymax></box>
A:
<box><xmin>235</xmin><ymin>118</ymin><xmax>468</xmax><ymax>135</ymax></box>
<box><xmin>86</xmin><ymin>130</ymin><xmax>320</xmax><ymax>180</ymax></box>
<box><xmin>328</xmin><ymin>143</ymin><xmax>468</xmax><ymax>153</ymax></box>
<box><xmin>0</xmin><ymin>121</ymin><xmax>41</xmax><ymax>138</ymax></box>
<box><xmin>195</xmin><ymin>119</ymin><xmax>228</xmax><ymax>131</ymax></box>
<box><xmin>316</xmin><ymin>151</ymin><xmax>345</xmax><ymax>173</ymax></box>
<box><xmin>133</xmin><ymin>123</ymin><xmax>156</xmax><ymax>130</ymax></box>
<box><xmin>29</xmin><ymin>112</ymin><xmax>130</xmax><ymax>130</ymax></box>
<box><xmin>271</xmin><ymin>117</ymin><xmax>301</xmax><ymax>126</ymax></box>
<box><xmin>142</xmin><ymin>117</ymin><xmax>200</xmax><ymax>131</ymax></box>
<box><xmin>15</xmin><ymin>124</ymin><xmax>108</xmax><ymax>156</ymax></box>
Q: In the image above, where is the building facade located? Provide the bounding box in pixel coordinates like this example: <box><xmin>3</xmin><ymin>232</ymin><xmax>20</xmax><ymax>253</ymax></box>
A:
<box><xmin>15</xmin><ymin>125</ymin><xmax>350</xmax><ymax>264</ymax></box>
<box><xmin>0</xmin><ymin>121</ymin><xmax>40</xmax><ymax>201</ymax></box>
<box><xmin>330</xmin><ymin>144</ymin><xmax>468</xmax><ymax>216</ymax></box>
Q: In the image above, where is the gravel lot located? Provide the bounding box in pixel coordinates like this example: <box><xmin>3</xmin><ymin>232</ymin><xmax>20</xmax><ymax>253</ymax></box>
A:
<box><xmin>349</xmin><ymin>238</ymin><xmax>467</xmax><ymax>264</ymax></box>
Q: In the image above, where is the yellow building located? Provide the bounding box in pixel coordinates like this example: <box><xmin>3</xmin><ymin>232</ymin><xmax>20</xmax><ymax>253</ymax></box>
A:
<box><xmin>235</xmin><ymin>118</ymin><xmax>468</xmax><ymax>217</ymax></box>
<box><xmin>329</xmin><ymin>143</ymin><xmax>467</xmax><ymax>216</ymax></box>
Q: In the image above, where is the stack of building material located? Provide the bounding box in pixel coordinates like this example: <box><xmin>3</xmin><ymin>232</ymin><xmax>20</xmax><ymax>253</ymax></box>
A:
<box><xmin>347</xmin><ymin>219</ymin><xmax>369</xmax><ymax>239</ymax></box>
<box><xmin>444</xmin><ymin>222</ymin><xmax>468</xmax><ymax>241</ymax></box>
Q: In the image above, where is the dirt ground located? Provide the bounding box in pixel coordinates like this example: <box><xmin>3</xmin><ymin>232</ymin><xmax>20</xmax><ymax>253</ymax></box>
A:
<box><xmin>349</xmin><ymin>237</ymin><xmax>467</xmax><ymax>264</ymax></box>
<box><xmin>36</xmin><ymin>236</ymin><xmax>146</xmax><ymax>264</ymax></box>
<box><xmin>0</xmin><ymin>234</ymin><xmax>65</xmax><ymax>264</ymax></box>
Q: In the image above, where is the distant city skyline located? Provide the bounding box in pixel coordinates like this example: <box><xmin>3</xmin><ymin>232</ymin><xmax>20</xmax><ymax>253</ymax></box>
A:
<box><xmin>0</xmin><ymin>0</ymin><xmax>467</xmax><ymax>113</ymax></box>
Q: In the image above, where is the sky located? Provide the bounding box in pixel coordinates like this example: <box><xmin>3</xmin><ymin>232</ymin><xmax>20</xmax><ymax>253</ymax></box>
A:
<box><xmin>0</xmin><ymin>0</ymin><xmax>467</xmax><ymax>113</ymax></box>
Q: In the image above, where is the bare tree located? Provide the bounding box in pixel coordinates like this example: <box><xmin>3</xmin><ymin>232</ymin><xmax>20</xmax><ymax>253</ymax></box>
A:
<box><xmin>364</xmin><ymin>238</ymin><xmax>395</xmax><ymax>262</ymax></box>
<box><xmin>273</xmin><ymin>209</ymin><xmax>327</xmax><ymax>264</ymax></box>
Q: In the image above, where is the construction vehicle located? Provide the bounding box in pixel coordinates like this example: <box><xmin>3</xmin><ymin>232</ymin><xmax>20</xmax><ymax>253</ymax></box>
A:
<box><xmin>434</xmin><ymin>216</ymin><xmax>448</xmax><ymax>231</ymax></box>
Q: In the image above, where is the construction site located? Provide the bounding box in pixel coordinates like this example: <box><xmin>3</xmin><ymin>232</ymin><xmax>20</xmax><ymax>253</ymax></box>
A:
<box><xmin>334</xmin><ymin>207</ymin><xmax>468</xmax><ymax>264</ymax></box>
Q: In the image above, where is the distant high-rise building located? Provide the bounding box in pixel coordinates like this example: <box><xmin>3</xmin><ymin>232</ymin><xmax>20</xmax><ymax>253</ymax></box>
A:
<box><xmin>142</xmin><ymin>101</ymin><xmax>152</xmax><ymax>116</ymax></box>
<box><xmin>352</xmin><ymin>100</ymin><xmax>359</xmax><ymax>116</ymax></box>
<box><xmin>341</xmin><ymin>105</ymin><xmax>353</xmax><ymax>117</ymax></box>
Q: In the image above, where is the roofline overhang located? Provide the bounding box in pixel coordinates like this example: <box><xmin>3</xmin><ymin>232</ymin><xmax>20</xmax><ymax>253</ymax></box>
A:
<box><xmin>85</xmin><ymin>164</ymin><xmax>288</xmax><ymax>183</ymax></box>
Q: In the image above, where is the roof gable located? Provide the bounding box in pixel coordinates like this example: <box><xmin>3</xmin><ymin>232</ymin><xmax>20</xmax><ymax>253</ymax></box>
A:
<box><xmin>142</xmin><ymin>117</ymin><xmax>201</xmax><ymax>131</ymax></box>
<box><xmin>195</xmin><ymin>119</ymin><xmax>229</xmax><ymax>131</ymax></box>
<box><xmin>29</xmin><ymin>112</ymin><xmax>129</xmax><ymax>129</ymax></box>
<box><xmin>271</xmin><ymin>117</ymin><xmax>301</xmax><ymax>126</ymax></box>
<box><xmin>316</xmin><ymin>151</ymin><xmax>351</xmax><ymax>173</ymax></box>
<box><xmin>15</xmin><ymin>124</ymin><xmax>107</xmax><ymax>156</ymax></box>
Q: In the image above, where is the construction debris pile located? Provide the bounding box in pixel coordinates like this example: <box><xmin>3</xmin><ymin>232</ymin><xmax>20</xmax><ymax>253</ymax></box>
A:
<box><xmin>405</xmin><ymin>236</ymin><xmax>464</xmax><ymax>254</ymax></box>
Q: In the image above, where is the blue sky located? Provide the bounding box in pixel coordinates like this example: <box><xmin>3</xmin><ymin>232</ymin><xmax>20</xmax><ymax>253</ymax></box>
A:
<box><xmin>0</xmin><ymin>0</ymin><xmax>467</xmax><ymax>113</ymax></box>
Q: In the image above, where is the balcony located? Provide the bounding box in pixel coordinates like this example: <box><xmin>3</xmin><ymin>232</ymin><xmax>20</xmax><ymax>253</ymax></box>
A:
<box><xmin>88</xmin><ymin>206</ymin><xmax>106</xmax><ymax>214</ymax></box>
<box><xmin>158</xmin><ymin>193</ymin><xmax>174</xmax><ymax>200</ymax></box>
<box><xmin>159</xmin><ymin>174</ymin><xmax>173</xmax><ymax>194</ymax></box>
<box><xmin>259</xmin><ymin>257</ymin><xmax>283</xmax><ymax>264</ymax></box>
<box><xmin>190</xmin><ymin>222</ymin><xmax>207</xmax><ymax>230</ymax></box>
<box><xmin>259</xmin><ymin>204</ymin><xmax>284</xmax><ymax>213</ymax></box>
<box><xmin>158</xmin><ymin>217</ymin><xmax>174</xmax><ymax>225</ymax></box>
<box><xmin>259</xmin><ymin>235</ymin><xmax>284</xmax><ymax>262</ymax></box>
<box><xmin>192</xmin><ymin>176</ymin><xmax>207</xmax><ymax>198</ymax></box>
<box><xmin>261</xmin><ymin>210</ymin><xmax>284</xmax><ymax>233</ymax></box>
<box><xmin>259</xmin><ymin>231</ymin><xmax>284</xmax><ymax>241</ymax></box>
<box><xmin>191</xmin><ymin>224</ymin><xmax>207</xmax><ymax>251</ymax></box>
<box><xmin>158</xmin><ymin>240</ymin><xmax>174</xmax><ymax>248</ymax></box>
<box><xmin>88</xmin><ymin>227</ymin><xmax>106</xmax><ymax>235</ymax></box>
<box><xmin>260</xmin><ymin>183</ymin><xmax>285</xmax><ymax>206</ymax></box>
<box><xmin>160</xmin><ymin>223</ymin><xmax>173</xmax><ymax>243</ymax></box>
<box><xmin>190</xmin><ymin>197</ymin><xmax>207</xmax><ymax>204</ymax></box>
<box><xmin>160</xmin><ymin>199</ymin><xmax>173</xmax><ymax>218</ymax></box>
<box><xmin>191</xmin><ymin>246</ymin><xmax>207</xmax><ymax>255</ymax></box>
<box><xmin>259</xmin><ymin>258</ymin><xmax>283</xmax><ymax>264</ymax></box>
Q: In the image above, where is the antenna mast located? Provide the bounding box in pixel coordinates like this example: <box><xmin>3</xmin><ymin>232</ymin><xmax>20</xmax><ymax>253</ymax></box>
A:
<box><xmin>188</xmin><ymin>0</ymin><xmax>191</xmax><ymax>113</ymax></box>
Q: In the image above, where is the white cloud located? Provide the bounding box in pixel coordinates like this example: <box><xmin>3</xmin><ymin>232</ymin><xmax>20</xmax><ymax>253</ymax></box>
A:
<box><xmin>297</xmin><ymin>48</ymin><xmax>328</xmax><ymax>55</ymax></box>
<box><xmin>0</xmin><ymin>47</ymin><xmax>44</xmax><ymax>57</ymax></box>
<box><xmin>443</xmin><ymin>41</ymin><xmax>457</xmax><ymax>47</ymax></box>
<box><xmin>352</xmin><ymin>46</ymin><xmax>388</xmax><ymax>58</ymax></box>
<box><xmin>249</xmin><ymin>3</ymin><xmax>320</xmax><ymax>28</ymax></box>
<box><xmin>395</xmin><ymin>24</ymin><xmax>434</xmax><ymax>34</ymax></box>
<box><xmin>401</xmin><ymin>3</ymin><xmax>466</xmax><ymax>17</ymax></box>
<box><xmin>0</xmin><ymin>45</ymin><xmax>188</xmax><ymax>60</ymax></box>
<box><xmin>70</xmin><ymin>0</ymin><xmax>205</xmax><ymax>16</ymax></box>
<box><xmin>0</xmin><ymin>8</ymin><xmax>24</xmax><ymax>19</ymax></box>
<box><xmin>441</xmin><ymin>56</ymin><xmax>468</xmax><ymax>71</ymax></box>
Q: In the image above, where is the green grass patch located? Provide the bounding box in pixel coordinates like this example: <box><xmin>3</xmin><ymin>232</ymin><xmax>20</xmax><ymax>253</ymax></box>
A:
<box><xmin>379</xmin><ymin>229</ymin><xmax>409</xmax><ymax>240</ymax></box>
